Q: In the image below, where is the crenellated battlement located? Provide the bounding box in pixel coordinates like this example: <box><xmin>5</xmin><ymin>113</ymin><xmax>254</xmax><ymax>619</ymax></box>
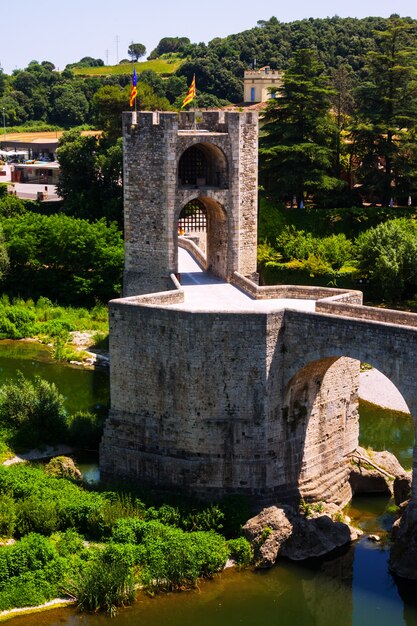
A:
<box><xmin>122</xmin><ymin>109</ymin><xmax>258</xmax><ymax>136</ymax></box>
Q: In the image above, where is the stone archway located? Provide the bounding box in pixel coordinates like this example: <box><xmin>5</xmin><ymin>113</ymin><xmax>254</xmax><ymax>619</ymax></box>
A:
<box><xmin>176</xmin><ymin>196</ymin><xmax>229</xmax><ymax>279</ymax></box>
<box><xmin>178</xmin><ymin>143</ymin><xmax>229</xmax><ymax>189</ymax></box>
<box><xmin>281</xmin><ymin>356</ymin><xmax>361</xmax><ymax>505</ymax></box>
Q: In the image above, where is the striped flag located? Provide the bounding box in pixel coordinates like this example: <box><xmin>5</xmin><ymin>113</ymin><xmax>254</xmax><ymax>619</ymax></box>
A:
<box><xmin>181</xmin><ymin>75</ymin><xmax>196</xmax><ymax>109</ymax></box>
<box><xmin>129</xmin><ymin>68</ymin><xmax>138</xmax><ymax>107</ymax></box>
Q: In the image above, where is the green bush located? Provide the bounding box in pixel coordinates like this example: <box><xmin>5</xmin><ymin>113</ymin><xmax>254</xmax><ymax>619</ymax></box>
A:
<box><xmin>0</xmin><ymin>305</ymin><xmax>36</xmax><ymax>339</ymax></box>
<box><xmin>0</xmin><ymin>494</ymin><xmax>16</xmax><ymax>537</ymax></box>
<box><xmin>67</xmin><ymin>411</ymin><xmax>105</xmax><ymax>449</ymax></box>
<box><xmin>16</xmin><ymin>496</ymin><xmax>60</xmax><ymax>536</ymax></box>
<box><xmin>227</xmin><ymin>537</ymin><xmax>252</xmax><ymax>566</ymax></box>
<box><xmin>355</xmin><ymin>218</ymin><xmax>417</xmax><ymax>301</ymax></box>
<box><xmin>0</xmin><ymin>195</ymin><xmax>26</xmax><ymax>218</ymax></box>
<box><xmin>1</xmin><ymin>213</ymin><xmax>123</xmax><ymax>306</ymax></box>
<box><xmin>0</xmin><ymin>372</ymin><xmax>67</xmax><ymax>449</ymax></box>
<box><xmin>112</xmin><ymin>518</ymin><xmax>228</xmax><ymax>592</ymax></box>
<box><xmin>73</xmin><ymin>555</ymin><xmax>135</xmax><ymax>616</ymax></box>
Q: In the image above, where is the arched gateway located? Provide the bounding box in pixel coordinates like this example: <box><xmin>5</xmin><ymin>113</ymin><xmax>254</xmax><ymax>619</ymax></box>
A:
<box><xmin>122</xmin><ymin>110</ymin><xmax>258</xmax><ymax>296</ymax></box>
<box><xmin>101</xmin><ymin>112</ymin><xmax>417</xmax><ymax>574</ymax></box>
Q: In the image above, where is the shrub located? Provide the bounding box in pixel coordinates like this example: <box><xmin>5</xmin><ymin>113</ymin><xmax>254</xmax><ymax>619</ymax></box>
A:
<box><xmin>67</xmin><ymin>411</ymin><xmax>104</xmax><ymax>449</ymax></box>
<box><xmin>227</xmin><ymin>537</ymin><xmax>252</xmax><ymax>566</ymax></box>
<box><xmin>73</xmin><ymin>555</ymin><xmax>135</xmax><ymax>616</ymax></box>
<box><xmin>112</xmin><ymin>519</ymin><xmax>228</xmax><ymax>592</ymax></box>
<box><xmin>0</xmin><ymin>372</ymin><xmax>67</xmax><ymax>449</ymax></box>
<box><xmin>355</xmin><ymin>219</ymin><xmax>417</xmax><ymax>300</ymax></box>
<box><xmin>16</xmin><ymin>496</ymin><xmax>60</xmax><ymax>536</ymax></box>
<box><xmin>0</xmin><ymin>494</ymin><xmax>16</xmax><ymax>537</ymax></box>
<box><xmin>45</xmin><ymin>456</ymin><xmax>82</xmax><ymax>482</ymax></box>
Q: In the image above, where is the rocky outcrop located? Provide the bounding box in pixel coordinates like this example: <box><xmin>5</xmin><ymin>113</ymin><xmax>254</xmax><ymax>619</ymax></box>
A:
<box><xmin>393</xmin><ymin>473</ymin><xmax>412</xmax><ymax>506</ymax></box>
<box><xmin>390</xmin><ymin>505</ymin><xmax>417</xmax><ymax>579</ymax></box>
<box><xmin>349</xmin><ymin>447</ymin><xmax>406</xmax><ymax>495</ymax></box>
<box><xmin>242</xmin><ymin>505</ymin><xmax>361</xmax><ymax>568</ymax></box>
<box><xmin>242</xmin><ymin>506</ymin><xmax>293</xmax><ymax>567</ymax></box>
<box><xmin>45</xmin><ymin>456</ymin><xmax>82</xmax><ymax>482</ymax></box>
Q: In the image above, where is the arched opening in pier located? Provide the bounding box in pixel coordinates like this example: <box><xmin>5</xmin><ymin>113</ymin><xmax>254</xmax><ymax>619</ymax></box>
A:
<box><xmin>178</xmin><ymin>143</ymin><xmax>228</xmax><ymax>189</ymax></box>
<box><xmin>176</xmin><ymin>196</ymin><xmax>229</xmax><ymax>280</ymax></box>
<box><xmin>282</xmin><ymin>356</ymin><xmax>413</xmax><ymax>507</ymax></box>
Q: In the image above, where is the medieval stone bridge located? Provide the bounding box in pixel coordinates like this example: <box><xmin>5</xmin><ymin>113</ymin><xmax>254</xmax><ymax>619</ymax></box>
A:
<box><xmin>100</xmin><ymin>108</ymin><xmax>417</xmax><ymax>576</ymax></box>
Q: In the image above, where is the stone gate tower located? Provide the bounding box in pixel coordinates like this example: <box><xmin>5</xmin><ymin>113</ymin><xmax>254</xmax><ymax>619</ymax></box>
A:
<box><xmin>122</xmin><ymin>110</ymin><xmax>259</xmax><ymax>296</ymax></box>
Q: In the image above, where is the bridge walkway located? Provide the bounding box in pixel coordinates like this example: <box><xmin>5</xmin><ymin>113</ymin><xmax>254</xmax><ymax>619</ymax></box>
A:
<box><xmin>175</xmin><ymin>247</ymin><xmax>316</xmax><ymax>313</ymax></box>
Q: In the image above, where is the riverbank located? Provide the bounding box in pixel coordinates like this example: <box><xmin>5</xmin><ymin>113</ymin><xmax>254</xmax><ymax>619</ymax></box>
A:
<box><xmin>359</xmin><ymin>368</ymin><xmax>409</xmax><ymax>413</ymax></box>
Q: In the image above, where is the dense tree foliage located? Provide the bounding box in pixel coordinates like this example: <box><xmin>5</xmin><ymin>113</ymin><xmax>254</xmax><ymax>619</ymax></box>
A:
<box><xmin>351</xmin><ymin>18</ymin><xmax>417</xmax><ymax>205</ymax></box>
<box><xmin>260</xmin><ymin>49</ymin><xmax>341</xmax><ymax>206</ymax></box>
<box><xmin>355</xmin><ymin>219</ymin><xmax>417</xmax><ymax>300</ymax></box>
<box><xmin>148</xmin><ymin>36</ymin><xmax>190</xmax><ymax>59</ymax></box>
<box><xmin>56</xmin><ymin>130</ymin><xmax>123</xmax><ymax>223</ymax></box>
<box><xmin>1</xmin><ymin>213</ymin><xmax>123</xmax><ymax>305</ymax></box>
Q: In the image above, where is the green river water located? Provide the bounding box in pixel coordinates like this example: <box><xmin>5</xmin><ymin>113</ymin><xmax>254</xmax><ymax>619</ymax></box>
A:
<box><xmin>1</xmin><ymin>340</ymin><xmax>417</xmax><ymax>626</ymax></box>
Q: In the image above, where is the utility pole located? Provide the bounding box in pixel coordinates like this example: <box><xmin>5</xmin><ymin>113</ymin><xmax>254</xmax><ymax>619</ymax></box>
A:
<box><xmin>115</xmin><ymin>35</ymin><xmax>119</xmax><ymax>64</ymax></box>
<box><xmin>105</xmin><ymin>49</ymin><xmax>109</xmax><ymax>65</ymax></box>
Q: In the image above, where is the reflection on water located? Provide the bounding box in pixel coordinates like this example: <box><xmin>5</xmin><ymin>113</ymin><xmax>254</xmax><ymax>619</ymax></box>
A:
<box><xmin>359</xmin><ymin>400</ymin><xmax>414</xmax><ymax>470</ymax></box>
<box><xmin>2</xmin><ymin>342</ymin><xmax>417</xmax><ymax>625</ymax></box>
<box><xmin>8</xmin><ymin>498</ymin><xmax>417</xmax><ymax>626</ymax></box>
<box><xmin>0</xmin><ymin>339</ymin><xmax>110</xmax><ymax>417</ymax></box>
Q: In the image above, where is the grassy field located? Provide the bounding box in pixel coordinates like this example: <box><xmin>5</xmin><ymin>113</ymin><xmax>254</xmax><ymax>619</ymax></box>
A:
<box><xmin>73</xmin><ymin>58</ymin><xmax>184</xmax><ymax>77</ymax></box>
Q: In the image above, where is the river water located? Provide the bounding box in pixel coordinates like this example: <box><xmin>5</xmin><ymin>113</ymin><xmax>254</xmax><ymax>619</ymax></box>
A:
<box><xmin>1</xmin><ymin>340</ymin><xmax>417</xmax><ymax>626</ymax></box>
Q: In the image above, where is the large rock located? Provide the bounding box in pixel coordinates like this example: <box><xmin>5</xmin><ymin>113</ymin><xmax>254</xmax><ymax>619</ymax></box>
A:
<box><xmin>242</xmin><ymin>505</ymin><xmax>361</xmax><ymax>567</ymax></box>
<box><xmin>350</xmin><ymin>447</ymin><xmax>406</xmax><ymax>496</ymax></box>
<box><xmin>393</xmin><ymin>473</ymin><xmax>412</xmax><ymax>506</ymax></box>
<box><xmin>281</xmin><ymin>514</ymin><xmax>361</xmax><ymax>561</ymax></box>
<box><xmin>242</xmin><ymin>506</ymin><xmax>293</xmax><ymax>567</ymax></box>
<box><xmin>45</xmin><ymin>456</ymin><xmax>82</xmax><ymax>482</ymax></box>
<box><xmin>390</xmin><ymin>505</ymin><xmax>417</xmax><ymax>579</ymax></box>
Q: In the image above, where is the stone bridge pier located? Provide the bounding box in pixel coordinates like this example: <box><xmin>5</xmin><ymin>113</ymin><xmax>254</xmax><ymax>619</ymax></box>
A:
<box><xmin>281</xmin><ymin>310</ymin><xmax>417</xmax><ymax>504</ymax></box>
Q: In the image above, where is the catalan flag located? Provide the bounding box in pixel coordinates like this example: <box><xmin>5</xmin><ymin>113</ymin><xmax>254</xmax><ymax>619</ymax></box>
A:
<box><xmin>129</xmin><ymin>68</ymin><xmax>138</xmax><ymax>107</ymax></box>
<box><xmin>181</xmin><ymin>75</ymin><xmax>196</xmax><ymax>109</ymax></box>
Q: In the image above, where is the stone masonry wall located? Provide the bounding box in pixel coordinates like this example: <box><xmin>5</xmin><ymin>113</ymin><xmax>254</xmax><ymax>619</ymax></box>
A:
<box><xmin>101</xmin><ymin>302</ymin><xmax>361</xmax><ymax>505</ymax></box>
<box><xmin>122</xmin><ymin>110</ymin><xmax>258</xmax><ymax>296</ymax></box>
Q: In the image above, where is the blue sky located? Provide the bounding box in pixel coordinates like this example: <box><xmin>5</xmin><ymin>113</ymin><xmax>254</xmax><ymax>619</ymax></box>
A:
<box><xmin>1</xmin><ymin>0</ymin><xmax>416</xmax><ymax>74</ymax></box>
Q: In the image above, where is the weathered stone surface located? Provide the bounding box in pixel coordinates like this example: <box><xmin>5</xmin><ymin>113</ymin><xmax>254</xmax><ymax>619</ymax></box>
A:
<box><xmin>242</xmin><ymin>506</ymin><xmax>293</xmax><ymax>567</ymax></box>
<box><xmin>390</xmin><ymin>506</ymin><xmax>417</xmax><ymax>579</ymax></box>
<box><xmin>349</xmin><ymin>447</ymin><xmax>406</xmax><ymax>496</ymax></box>
<box><xmin>101</xmin><ymin>107</ymin><xmax>417</xmax><ymax>518</ymax></box>
<box><xmin>394</xmin><ymin>473</ymin><xmax>412</xmax><ymax>506</ymax></box>
<box><xmin>371</xmin><ymin>450</ymin><xmax>406</xmax><ymax>477</ymax></box>
<box><xmin>242</xmin><ymin>505</ymin><xmax>360</xmax><ymax>567</ymax></box>
<box><xmin>281</xmin><ymin>514</ymin><xmax>361</xmax><ymax>561</ymax></box>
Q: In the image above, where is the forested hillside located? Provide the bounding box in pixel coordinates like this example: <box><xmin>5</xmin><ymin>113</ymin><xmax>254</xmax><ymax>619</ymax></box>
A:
<box><xmin>1</xmin><ymin>15</ymin><xmax>416</xmax><ymax>124</ymax></box>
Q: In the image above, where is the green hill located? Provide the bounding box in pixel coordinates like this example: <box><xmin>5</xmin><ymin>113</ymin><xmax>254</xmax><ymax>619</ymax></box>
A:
<box><xmin>72</xmin><ymin>58</ymin><xmax>183</xmax><ymax>77</ymax></box>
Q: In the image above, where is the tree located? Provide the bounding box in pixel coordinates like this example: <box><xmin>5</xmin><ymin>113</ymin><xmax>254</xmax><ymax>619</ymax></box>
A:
<box><xmin>148</xmin><ymin>37</ymin><xmax>190</xmax><ymax>59</ymax></box>
<box><xmin>329</xmin><ymin>64</ymin><xmax>355</xmax><ymax>178</ymax></box>
<box><xmin>91</xmin><ymin>85</ymin><xmax>127</xmax><ymax>140</ymax></box>
<box><xmin>355</xmin><ymin>218</ymin><xmax>417</xmax><ymax>300</ymax></box>
<box><xmin>352</xmin><ymin>17</ymin><xmax>417</xmax><ymax>204</ymax></box>
<box><xmin>51</xmin><ymin>84</ymin><xmax>89</xmax><ymax>127</ymax></box>
<box><xmin>128</xmin><ymin>43</ymin><xmax>146</xmax><ymax>61</ymax></box>
<box><xmin>259</xmin><ymin>49</ymin><xmax>340</xmax><ymax>206</ymax></box>
<box><xmin>2</xmin><ymin>212</ymin><xmax>123</xmax><ymax>305</ymax></box>
<box><xmin>56</xmin><ymin>130</ymin><xmax>123</xmax><ymax>225</ymax></box>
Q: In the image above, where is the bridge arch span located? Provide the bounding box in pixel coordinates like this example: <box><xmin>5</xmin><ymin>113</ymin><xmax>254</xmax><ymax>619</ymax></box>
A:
<box><xmin>280</xmin><ymin>309</ymin><xmax>417</xmax><ymax>502</ymax></box>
